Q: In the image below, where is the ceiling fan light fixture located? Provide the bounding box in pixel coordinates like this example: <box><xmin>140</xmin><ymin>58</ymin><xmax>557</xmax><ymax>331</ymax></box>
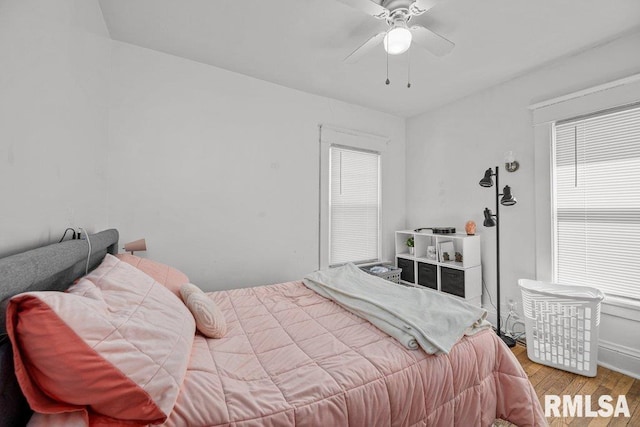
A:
<box><xmin>383</xmin><ymin>25</ymin><xmax>412</xmax><ymax>55</ymax></box>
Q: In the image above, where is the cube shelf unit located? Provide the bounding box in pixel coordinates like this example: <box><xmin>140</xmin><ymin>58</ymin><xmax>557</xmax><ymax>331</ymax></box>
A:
<box><xmin>395</xmin><ymin>230</ymin><xmax>482</xmax><ymax>306</ymax></box>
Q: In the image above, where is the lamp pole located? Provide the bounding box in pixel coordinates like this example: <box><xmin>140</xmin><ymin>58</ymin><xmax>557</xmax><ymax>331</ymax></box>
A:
<box><xmin>494</xmin><ymin>166</ymin><xmax>515</xmax><ymax>347</ymax></box>
<box><xmin>479</xmin><ymin>165</ymin><xmax>516</xmax><ymax>347</ymax></box>
<box><xmin>494</xmin><ymin>166</ymin><xmax>502</xmax><ymax>341</ymax></box>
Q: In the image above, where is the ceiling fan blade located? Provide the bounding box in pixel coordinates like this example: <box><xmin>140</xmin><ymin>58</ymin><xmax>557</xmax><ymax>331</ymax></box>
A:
<box><xmin>335</xmin><ymin>0</ymin><xmax>389</xmax><ymax>19</ymax></box>
<box><xmin>410</xmin><ymin>25</ymin><xmax>454</xmax><ymax>57</ymax></box>
<box><xmin>344</xmin><ymin>32</ymin><xmax>386</xmax><ymax>63</ymax></box>
<box><xmin>410</xmin><ymin>0</ymin><xmax>445</xmax><ymax>15</ymax></box>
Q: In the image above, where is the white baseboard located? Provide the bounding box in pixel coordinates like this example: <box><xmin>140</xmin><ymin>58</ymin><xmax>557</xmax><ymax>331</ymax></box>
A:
<box><xmin>598</xmin><ymin>340</ymin><xmax>640</xmax><ymax>379</ymax></box>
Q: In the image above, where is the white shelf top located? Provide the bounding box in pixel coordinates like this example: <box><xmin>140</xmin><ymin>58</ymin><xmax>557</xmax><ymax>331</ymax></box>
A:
<box><xmin>396</xmin><ymin>230</ymin><xmax>477</xmax><ymax>238</ymax></box>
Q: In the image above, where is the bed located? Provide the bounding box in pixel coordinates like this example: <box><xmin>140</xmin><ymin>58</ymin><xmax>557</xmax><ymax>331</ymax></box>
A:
<box><xmin>0</xmin><ymin>230</ymin><xmax>546</xmax><ymax>426</ymax></box>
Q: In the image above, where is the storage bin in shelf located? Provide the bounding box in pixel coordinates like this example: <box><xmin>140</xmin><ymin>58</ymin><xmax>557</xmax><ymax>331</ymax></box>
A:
<box><xmin>518</xmin><ymin>279</ymin><xmax>605</xmax><ymax>377</ymax></box>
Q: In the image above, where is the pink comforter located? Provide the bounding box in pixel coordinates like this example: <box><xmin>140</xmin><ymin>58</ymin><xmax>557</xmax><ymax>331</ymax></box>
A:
<box><xmin>165</xmin><ymin>281</ymin><xmax>546</xmax><ymax>426</ymax></box>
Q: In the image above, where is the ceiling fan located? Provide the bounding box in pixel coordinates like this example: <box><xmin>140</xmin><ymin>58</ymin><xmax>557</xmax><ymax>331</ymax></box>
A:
<box><xmin>338</xmin><ymin>0</ymin><xmax>455</xmax><ymax>63</ymax></box>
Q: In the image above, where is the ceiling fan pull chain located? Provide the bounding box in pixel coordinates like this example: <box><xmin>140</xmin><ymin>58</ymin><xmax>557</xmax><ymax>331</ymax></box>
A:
<box><xmin>407</xmin><ymin>46</ymin><xmax>411</xmax><ymax>88</ymax></box>
<box><xmin>385</xmin><ymin>33</ymin><xmax>390</xmax><ymax>85</ymax></box>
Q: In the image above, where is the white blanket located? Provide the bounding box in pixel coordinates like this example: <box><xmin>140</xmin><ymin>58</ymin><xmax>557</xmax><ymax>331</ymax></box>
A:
<box><xmin>303</xmin><ymin>263</ymin><xmax>491</xmax><ymax>354</ymax></box>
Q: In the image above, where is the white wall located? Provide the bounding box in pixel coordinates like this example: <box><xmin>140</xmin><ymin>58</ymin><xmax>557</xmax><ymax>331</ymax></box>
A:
<box><xmin>0</xmin><ymin>0</ymin><xmax>405</xmax><ymax>288</ymax></box>
<box><xmin>107</xmin><ymin>41</ymin><xmax>406</xmax><ymax>290</ymax></box>
<box><xmin>406</xmin><ymin>30</ymin><xmax>640</xmax><ymax>376</ymax></box>
<box><xmin>0</xmin><ymin>0</ymin><xmax>111</xmax><ymax>256</ymax></box>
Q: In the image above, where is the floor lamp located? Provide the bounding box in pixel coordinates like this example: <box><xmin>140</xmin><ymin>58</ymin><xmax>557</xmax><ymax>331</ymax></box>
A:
<box><xmin>479</xmin><ymin>166</ymin><xmax>517</xmax><ymax>348</ymax></box>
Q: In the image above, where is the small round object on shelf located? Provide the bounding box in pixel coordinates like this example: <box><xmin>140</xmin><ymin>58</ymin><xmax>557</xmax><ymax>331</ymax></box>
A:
<box><xmin>465</xmin><ymin>220</ymin><xmax>476</xmax><ymax>235</ymax></box>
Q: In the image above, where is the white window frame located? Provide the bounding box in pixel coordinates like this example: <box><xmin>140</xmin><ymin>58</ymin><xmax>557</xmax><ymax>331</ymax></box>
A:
<box><xmin>550</xmin><ymin>103</ymin><xmax>640</xmax><ymax>299</ymax></box>
<box><xmin>319</xmin><ymin>125</ymin><xmax>388</xmax><ymax>270</ymax></box>
<box><xmin>531</xmin><ymin>73</ymin><xmax>640</xmax><ymax>317</ymax></box>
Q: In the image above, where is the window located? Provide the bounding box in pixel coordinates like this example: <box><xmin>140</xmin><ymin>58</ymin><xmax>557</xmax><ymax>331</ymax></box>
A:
<box><xmin>328</xmin><ymin>146</ymin><xmax>380</xmax><ymax>266</ymax></box>
<box><xmin>319</xmin><ymin>125</ymin><xmax>387</xmax><ymax>269</ymax></box>
<box><xmin>553</xmin><ymin>104</ymin><xmax>640</xmax><ymax>300</ymax></box>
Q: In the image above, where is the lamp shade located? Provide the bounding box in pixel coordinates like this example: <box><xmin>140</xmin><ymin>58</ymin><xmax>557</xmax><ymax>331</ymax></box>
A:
<box><xmin>123</xmin><ymin>238</ymin><xmax>146</xmax><ymax>254</ymax></box>
<box><xmin>479</xmin><ymin>169</ymin><xmax>494</xmax><ymax>187</ymax></box>
<box><xmin>383</xmin><ymin>25</ymin><xmax>412</xmax><ymax>55</ymax></box>
<box><xmin>500</xmin><ymin>185</ymin><xmax>517</xmax><ymax>206</ymax></box>
<box><xmin>483</xmin><ymin>208</ymin><xmax>496</xmax><ymax>227</ymax></box>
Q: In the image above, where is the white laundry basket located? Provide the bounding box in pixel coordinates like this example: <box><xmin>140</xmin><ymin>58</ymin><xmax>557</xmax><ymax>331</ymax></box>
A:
<box><xmin>518</xmin><ymin>279</ymin><xmax>604</xmax><ymax>377</ymax></box>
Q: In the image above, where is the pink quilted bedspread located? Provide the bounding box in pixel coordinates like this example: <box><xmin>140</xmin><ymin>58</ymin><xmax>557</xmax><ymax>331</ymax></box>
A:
<box><xmin>164</xmin><ymin>281</ymin><xmax>546</xmax><ymax>426</ymax></box>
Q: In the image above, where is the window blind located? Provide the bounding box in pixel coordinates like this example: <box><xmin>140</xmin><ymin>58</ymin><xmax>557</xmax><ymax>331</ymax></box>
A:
<box><xmin>329</xmin><ymin>146</ymin><xmax>380</xmax><ymax>266</ymax></box>
<box><xmin>553</xmin><ymin>104</ymin><xmax>640</xmax><ymax>300</ymax></box>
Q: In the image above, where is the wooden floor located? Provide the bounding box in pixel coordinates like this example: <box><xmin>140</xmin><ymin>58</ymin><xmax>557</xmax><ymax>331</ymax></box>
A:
<box><xmin>498</xmin><ymin>344</ymin><xmax>640</xmax><ymax>426</ymax></box>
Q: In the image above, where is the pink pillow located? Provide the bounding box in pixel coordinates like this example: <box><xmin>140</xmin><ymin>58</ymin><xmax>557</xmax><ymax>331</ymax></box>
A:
<box><xmin>7</xmin><ymin>254</ymin><xmax>195</xmax><ymax>425</ymax></box>
<box><xmin>116</xmin><ymin>253</ymin><xmax>188</xmax><ymax>298</ymax></box>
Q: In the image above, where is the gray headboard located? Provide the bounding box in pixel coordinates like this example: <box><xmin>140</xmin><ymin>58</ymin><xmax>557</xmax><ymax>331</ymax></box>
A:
<box><xmin>0</xmin><ymin>229</ymin><xmax>119</xmax><ymax>427</ymax></box>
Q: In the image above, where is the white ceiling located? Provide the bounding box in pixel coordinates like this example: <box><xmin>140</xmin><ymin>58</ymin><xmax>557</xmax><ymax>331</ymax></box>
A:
<box><xmin>98</xmin><ymin>0</ymin><xmax>640</xmax><ymax>117</ymax></box>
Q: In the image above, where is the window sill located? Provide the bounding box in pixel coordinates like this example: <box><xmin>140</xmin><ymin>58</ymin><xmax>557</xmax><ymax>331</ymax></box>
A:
<box><xmin>602</xmin><ymin>295</ymin><xmax>640</xmax><ymax>322</ymax></box>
